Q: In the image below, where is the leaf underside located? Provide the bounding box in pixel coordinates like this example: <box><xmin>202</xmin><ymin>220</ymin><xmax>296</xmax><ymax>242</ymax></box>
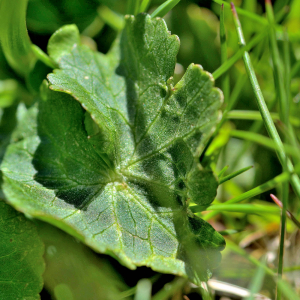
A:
<box><xmin>1</xmin><ymin>14</ymin><xmax>225</xmax><ymax>282</ymax></box>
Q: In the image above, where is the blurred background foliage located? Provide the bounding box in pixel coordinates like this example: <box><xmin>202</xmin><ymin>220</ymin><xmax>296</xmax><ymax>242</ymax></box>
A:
<box><xmin>1</xmin><ymin>0</ymin><xmax>300</xmax><ymax>299</ymax></box>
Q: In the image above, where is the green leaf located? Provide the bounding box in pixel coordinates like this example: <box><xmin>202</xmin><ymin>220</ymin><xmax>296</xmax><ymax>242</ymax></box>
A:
<box><xmin>1</xmin><ymin>14</ymin><xmax>224</xmax><ymax>282</ymax></box>
<box><xmin>0</xmin><ymin>79</ymin><xmax>18</xmax><ymax>108</ymax></box>
<box><xmin>0</xmin><ymin>0</ymin><xmax>35</xmax><ymax>76</ymax></box>
<box><xmin>38</xmin><ymin>222</ymin><xmax>127</xmax><ymax>300</ymax></box>
<box><xmin>47</xmin><ymin>25</ymin><xmax>81</xmax><ymax>64</ymax></box>
<box><xmin>0</xmin><ymin>200</ymin><xmax>44</xmax><ymax>300</ymax></box>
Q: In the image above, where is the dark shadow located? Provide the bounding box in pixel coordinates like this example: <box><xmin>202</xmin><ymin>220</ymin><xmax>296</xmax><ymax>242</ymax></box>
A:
<box><xmin>0</xmin><ymin>103</ymin><xmax>18</xmax><ymax>199</ymax></box>
<box><xmin>32</xmin><ymin>91</ymin><xmax>107</xmax><ymax>210</ymax></box>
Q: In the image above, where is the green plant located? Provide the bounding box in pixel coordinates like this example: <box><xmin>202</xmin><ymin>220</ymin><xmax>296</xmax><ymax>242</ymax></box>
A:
<box><xmin>0</xmin><ymin>0</ymin><xmax>300</xmax><ymax>299</ymax></box>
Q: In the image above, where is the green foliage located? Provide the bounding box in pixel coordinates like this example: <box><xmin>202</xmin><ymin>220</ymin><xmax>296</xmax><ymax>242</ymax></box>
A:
<box><xmin>0</xmin><ymin>200</ymin><xmax>44</xmax><ymax>300</ymax></box>
<box><xmin>1</xmin><ymin>0</ymin><xmax>300</xmax><ymax>299</ymax></box>
<box><xmin>1</xmin><ymin>13</ymin><xmax>225</xmax><ymax>283</ymax></box>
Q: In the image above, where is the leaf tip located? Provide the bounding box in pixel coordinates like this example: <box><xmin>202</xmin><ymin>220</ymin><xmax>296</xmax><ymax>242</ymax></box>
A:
<box><xmin>270</xmin><ymin>194</ymin><xmax>283</xmax><ymax>208</ymax></box>
<box><xmin>265</xmin><ymin>0</ymin><xmax>272</xmax><ymax>5</ymax></box>
<box><xmin>230</xmin><ymin>2</ymin><xmax>237</xmax><ymax>18</ymax></box>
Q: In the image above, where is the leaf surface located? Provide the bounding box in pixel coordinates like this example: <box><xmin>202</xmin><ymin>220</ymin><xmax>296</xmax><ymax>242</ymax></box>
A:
<box><xmin>0</xmin><ymin>200</ymin><xmax>44</xmax><ymax>300</ymax></box>
<box><xmin>1</xmin><ymin>14</ymin><xmax>224</xmax><ymax>281</ymax></box>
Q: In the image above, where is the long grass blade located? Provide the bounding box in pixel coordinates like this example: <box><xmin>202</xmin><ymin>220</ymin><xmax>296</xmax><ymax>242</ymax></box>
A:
<box><xmin>230</xmin><ymin>3</ymin><xmax>300</xmax><ymax>200</ymax></box>
<box><xmin>213</xmin><ymin>30</ymin><xmax>267</xmax><ymax>80</ymax></box>
<box><xmin>126</xmin><ymin>0</ymin><xmax>141</xmax><ymax>15</ymax></box>
<box><xmin>271</xmin><ymin>194</ymin><xmax>300</xmax><ymax>229</ymax></box>
<box><xmin>0</xmin><ymin>0</ymin><xmax>36</xmax><ymax>76</ymax></box>
<box><xmin>139</xmin><ymin>0</ymin><xmax>151</xmax><ymax>13</ymax></box>
<box><xmin>230</xmin><ymin>130</ymin><xmax>300</xmax><ymax>159</ymax></box>
<box><xmin>97</xmin><ymin>6</ymin><xmax>125</xmax><ymax>31</ymax></box>
<box><xmin>151</xmin><ymin>0</ymin><xmax>181</xmax><ymax>18</ymax></box>
<box><xmin>219</xmin><ymin>166</ymin><xmax>253</xmax><ymax>185</ymax></box>
<box><xmin>213</xmin><ymin>0</ymin><xmax>267</xmax><ymax>25</ymax></box>
<box><xmin>218</xmin><ymin>165</ymin><xmax>229</xmax><ymax>178</ymax></box>
<box><xmin>220</xmin><ymin>4</ymin><xmax>230</xmax><ymax>103</ymax></box>
<box><xmin>202</xmin><ymin>169</ymin><xmax>297</xmax><ymax>221</ymax></box>
<box><xmin>199</xmin><ymin>203</ymin><xmax>280</xmax><ymax>215</ymax></box>
<box><xmin>227</xmin><ymin>110</ymin><xmax>300</xmax><ymax>127</ymax></box>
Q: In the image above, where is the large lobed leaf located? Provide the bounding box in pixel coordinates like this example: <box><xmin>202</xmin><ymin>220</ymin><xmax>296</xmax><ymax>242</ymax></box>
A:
<box><xmin>1</xmin><ymin>14</ymin><xmax>224</xmax><ymax>282</ymax></box>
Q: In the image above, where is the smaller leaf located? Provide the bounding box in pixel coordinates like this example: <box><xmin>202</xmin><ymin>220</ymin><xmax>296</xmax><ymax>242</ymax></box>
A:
<box><xmin>0</xmin><ymin>200</ymin><xmax>44</xmax><ymax>300</ymax></box>
<box><xmin>47</xmin><ymin>25</ymin><xmax>81</xmax><ymax>64</ymax></box>
<box><xmin>0</xmin><ymin>79</ymin><xmax>18</xmax><ymax>108</ymax></box>
<box><xmin>187</xmin><ymin>165</ymin><xmax>218</xmax><ymax>209</ymax></box>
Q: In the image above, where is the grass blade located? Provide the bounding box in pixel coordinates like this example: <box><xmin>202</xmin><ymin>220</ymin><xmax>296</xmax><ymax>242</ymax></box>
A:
<box><xmin>218</xmin><ymin>165</ymin><xmax>229</xmax><ymax>178</ymax></box>
<box><xmin>202</xmin><ymin>170</ymin><xmax>295</xmax><ymax>221</ymax></box>
<box><xmin>277</xmin><ymin>279</ymin><xmax>300</xmax><ymax>300</ymax></box>
<box><xmin>230</xmin><ymin>130</ymin><xmax>300</xmax><ymax>159</ymax></box>
<box><xmin>213</xmin><ymin>0</ymin><xmax>267</xmax><ymax>25</ymax></box>
<box><xmin>227</xmin><ymin>110</ymin><xmax>300</xmax><ymax>126</ymax></box>
<box><xmin>0</xmin><ymin>0</ymin><xmax>35</xmax><ymax>76</ymax></box>
<box><xmin>126</xmin><ymin>0</ymin><xmax>141</xmax><ymax>15</ymax></box>
<box><xmin>230</xmin><ymin>3</ymin><xmax>300</xmax><ymax>200</ymax></box>
<box><xmin>271</xmin><ymin>194</ymin><xmax>300</xmax><ymax>229</ymax></box>
<box><xmin>220</xmin><ymin>4</ymin><xmax>230</xmax><ymax>103</ymax></box>
<box><xmin>151</xmin><ymin>0</ymin><xmax>181</xmax><ymax>18</ymax></box>
<box><xmin>31</xmin><ymin>45</ymin><xmax>58</xmax><ymax>69</ymax></box>
<box><xmin>139</xmin><ymin>0</ymin><xmax>151</xmax><ymax>13</ymax></box>
<box><xmin>97</xmin><ymin>6</ymin><xmax>125</xmax><ymax>31</ymax></box>
<box><xmin>219</xmin><ymin>166</ymin><xmax>253</xmax><ymax>185</ymax></box>
<box><xmin>201</xmin><ymin>203</ymin><xmax>280</xmax><ymax>215</ymax></box>
<box><xmin>213</xmin><ymin>30</ymin><xmax>267</xmax><ymax>80</ymax></box>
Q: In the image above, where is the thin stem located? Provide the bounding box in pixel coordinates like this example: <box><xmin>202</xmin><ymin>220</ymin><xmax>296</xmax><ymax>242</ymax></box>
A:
<box><xmin>31</xmin><ymin>45</ymin><xmax>58</xmax><ymax>69</ymax></box>
<box><xmin>220</xmin><ymin>4</ymin><xmax>230</xmax><ymax>103</ymax></box>
<box><xmin>227</xmin><ymin>110</ymin><xmax>300</xmax><ymax>126</ymax></box>
<box><xmin>196</xmin><ymin>203</ymin><xmax>280</xmax><ymax>215</ymax></box>
<box><xmin>283</xmin><ymin>29</ymin><xmax>291</xmax><ymax>104</ymax></box>
<box><xmin>283</xmin><ymin>265</ymin><xmax>300</xmax><ymax>272</ymax></box>
<box><xmin>266</xmin><ymin>0</ymin><xmax>288</xmax><ymax>124</ymax></box>
<box><xmin>277</xmin><ymin>184</ymin><xmax>288</xmax><ymax>292</ymax></box>
<box><xmin>218</xmin><ymin>165</ymin><xmax>229</xmax><ymax>178</ymax></box>
<box><xmin>271</xmin><ymin>194</ymin><xmax>300</xmax><ymax>229</ymax></box>
<box><xmin>213</xmin><ymin>0</ymin><xmax>267</xmax><ymax>25</ymax></box>
<box><xmin>219</xmin><ymin>166</ymin><xmax>253</xmax><ymax>185</ymax></box>
<box><xmin>213</xmin><ymin>30</ymin><xmax>267</xmax><ymax>80</ymax></box>
<box><xmin>82</xmin><ymin>15</ymin><xmax>105</xmax><ymax>38</ymax></box>
<box><xmin>97</xmin><ymin>6</ymin><xmax>125</xmax><ymax>31</ymax></box>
